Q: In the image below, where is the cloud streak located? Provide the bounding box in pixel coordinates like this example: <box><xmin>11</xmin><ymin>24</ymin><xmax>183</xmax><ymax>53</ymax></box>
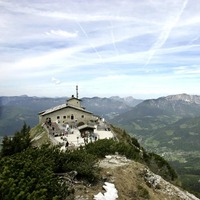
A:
<box><xmin>45</xmin><ymin>30</ymin><xmax>78</xmax><ymax>38</ymax></box>
<box><xmin>0</xmin><ymin>0</ymin><xmax>200</xmax><ymax>98</ymax></box>
<box><xmin>145</xmin><ymin>0</ymin><xmax>188</xmax><ymax>65</ymax></box>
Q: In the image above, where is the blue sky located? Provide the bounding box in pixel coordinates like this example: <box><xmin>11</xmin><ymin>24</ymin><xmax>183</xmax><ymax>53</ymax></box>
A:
<box><xmin>1</xmin><ymin>0</ymin><xmax>200</xmax><ymax>99</ymax></box>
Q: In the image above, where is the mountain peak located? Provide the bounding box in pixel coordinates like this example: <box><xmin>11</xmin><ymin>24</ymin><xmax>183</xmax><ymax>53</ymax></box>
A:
<box><xmin>163</xmin><ymin>94</ymin><xmax>200</xmax><ymax>104</ymax></box>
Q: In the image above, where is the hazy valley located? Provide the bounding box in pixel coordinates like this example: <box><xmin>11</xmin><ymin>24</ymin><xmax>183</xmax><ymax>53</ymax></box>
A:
<box><xmin>111</xmin><ymin>93</ymin><xmax>200</xmax><ymax>197</ymax></box>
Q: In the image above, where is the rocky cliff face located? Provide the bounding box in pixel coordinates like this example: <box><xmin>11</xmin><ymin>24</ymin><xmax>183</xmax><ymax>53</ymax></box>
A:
<box><xmin>73</xmin><ymin>155</ymin><xmax>199</xmax><ymax>200</ymax></box>
<box><xmin>112</xmin><ymin>93</ymin><xmax>200</xmax><ymax>124</ymax></box>
<box><xmin>164</xmin><ymin>94</ymin><xmax>200</xmax><ymax>104</ymax></box>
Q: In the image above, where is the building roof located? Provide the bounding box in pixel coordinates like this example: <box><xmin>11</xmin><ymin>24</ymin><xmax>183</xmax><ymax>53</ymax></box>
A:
<box><xmin>78</xmin><ymin>124</ymin><xmax>95</xmax><ymax>131</ymax></box>
<box><xmin>39</xmin><ymin>103</ymin><xmax>92</xmax><ymax>116</ymax></box>
<box><xmin>67</xmin><ymin>96</ymin><xmax>82</xmax><ymax>102</ymax></box>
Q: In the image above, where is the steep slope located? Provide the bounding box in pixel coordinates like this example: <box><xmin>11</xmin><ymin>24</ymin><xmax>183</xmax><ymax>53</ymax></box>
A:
<box><xmin>29</xmin><ymin>124</ymin><xmax>200</xmax><ymax>199</ymax></box>
<box><xmin>112</xmin><ymin>93</ymin><xmax>200</xmax><ymax>125</ymax></box>
<box><xmin>143</xmin><ymin>117</ymin><xmax>200</xmax><ymax>152</ymax></box>
<box><xmin>141</xmin><ymin>117</ymin><xmax>200</xmax><ymax>198</ymax></box>
<box><xmin>85</xmin><ymin>155</ymin><xmax>199</xmax><ymax>200</ymax></box>
<box><xmin>111</xmin><ymin>94</ymin><xmax>200</xmax><ymax>198</ymax></box>
<box><xmin>110</xmin><ymin>94</ymin><xmax>200</xmax><ymax>152</ymax></box>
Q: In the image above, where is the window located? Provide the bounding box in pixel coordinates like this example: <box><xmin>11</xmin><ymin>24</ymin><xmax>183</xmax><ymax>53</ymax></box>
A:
<box><xmin>67</xmin><ymin>115</ymin><xmax>70</xmax><ymax>118</ymax></box>
<box><xmin>71</xmin><ymin>114</ymin><xmax>74</xmax><ymax>120</ymax></box>
<box><xmin>57</xmin><ymin>116</ymin><xmax>60</xmax><ymax>119</ymax></box>
<box><xmin>63</xmin><ymin>116</ymin><xmax>66</xmax><ymax>119</ymax></box>
<box><xmin>81</xmin><ymin>115</ymin><xmax>84</xmax><ymax>118</ymax></box>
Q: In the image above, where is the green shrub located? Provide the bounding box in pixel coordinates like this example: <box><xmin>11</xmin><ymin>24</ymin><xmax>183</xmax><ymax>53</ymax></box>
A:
<box><xmin>110</xmin><ymin>125</ymin><xmax>178</xmax><ymax>182</ymax></box>
<box><xmin>137</xmin><ymin>185</ymin><xmax>150</xmax><ymax>199</ymax></box>
<box><xmin>63</xmin><ymin>149</ymin><xmax>99</xmax><ymax>182</ymax></box>
<box><xmin>85</xmin><ymin>139</ymin><xmax>141</xmax><ymax>161</ymax></box>
<box><xmin>146</xmin><ymin>152</ymin><xmax>178</xmax><ymax>181</ymax></box>
<box><xmin>0</xmin><ymin>147</ymin><xmax>69</xmax><ymax>200</ymax></box>
<box><xmin>1</xmin><ymin>123</ymin><xmax>31</xmax><ymax>157</ymax></box>
<box><xmin>85</xmin><ymin>139</ymin><xmax>117</xmax><ymax>158</ymax></box>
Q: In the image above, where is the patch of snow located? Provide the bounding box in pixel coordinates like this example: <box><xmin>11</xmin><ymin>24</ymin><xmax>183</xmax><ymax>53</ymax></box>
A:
<box><xmin>94</xmin><ymin>182</ymin><xmax>118</xmax><ymax>200</ymax></box>
<box><xmin>105</xmin><ymin>155</ymin><xmax>112</xmax><ymax>159</ymax></box>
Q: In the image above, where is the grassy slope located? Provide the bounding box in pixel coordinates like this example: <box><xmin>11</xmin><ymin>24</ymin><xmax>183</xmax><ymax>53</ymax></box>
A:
<box><xmin>29</xmin><ymin>124</ymin><xmax>51</xmax><ymax>147</ymax></box>
<box><xmin>117</xmin><ymin>117</ymin><xmax>200</xmax><ymax>198</ymax></box>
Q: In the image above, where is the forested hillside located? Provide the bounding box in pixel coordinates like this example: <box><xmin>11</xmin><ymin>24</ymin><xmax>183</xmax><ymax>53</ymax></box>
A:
<box><xmin>1</xmin><ymin>94</ymin><xmax>200</xmax><ymax>197</ymax></box>
<box><xmin>0</xmin><ymin>124</ymin><xmax>186</xmax><ymax>200</ymax></box>
<box><xmin>111</xmin><ymin>94</ymin><xmax>200</xmax><ymax>197</ymax></box>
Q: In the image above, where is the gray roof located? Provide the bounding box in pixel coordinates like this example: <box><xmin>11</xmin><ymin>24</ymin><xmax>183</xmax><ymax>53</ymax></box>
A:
<box><xmin>78</xmin><ymin>124</ymin><xmax>95</xmax><ymax>130</ymax></box>
<box><xmin>39</xmin><ymin>104</ymin><xmax>92</xmax><ymax>116</ymax></box>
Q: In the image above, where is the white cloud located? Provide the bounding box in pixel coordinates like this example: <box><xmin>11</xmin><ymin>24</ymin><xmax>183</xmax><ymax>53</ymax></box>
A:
<box><xmin>173</xmin><ymin>65</ymin><xmax>200</xmax><ymax>75</ymax></box>
<box><xmin>51</xmin><ymin>77</ymin><xmax>61</xmax><ymax>85</ymax></box>
<box><xmin>45</xmin><ymin>30</ymin><xmax>78</xmax><ymax>38</ymax></box>
<box><xmin>0</xmin><ymin>0</ymin><xmax>200</xmax><ymax>98</ymax></box>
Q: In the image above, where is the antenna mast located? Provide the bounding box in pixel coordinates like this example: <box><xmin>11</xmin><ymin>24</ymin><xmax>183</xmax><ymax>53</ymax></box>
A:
<box><xmin>76</xmin><ymin>85</ymin><xmax>78</xmax><ymax>99</ymax></box>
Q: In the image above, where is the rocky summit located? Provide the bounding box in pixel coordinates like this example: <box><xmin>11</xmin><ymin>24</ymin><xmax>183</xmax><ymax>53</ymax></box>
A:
<box><xmin>74</xmin><ymin>155</ymin><xmax>199</xmax><ymax>200</ymax></box>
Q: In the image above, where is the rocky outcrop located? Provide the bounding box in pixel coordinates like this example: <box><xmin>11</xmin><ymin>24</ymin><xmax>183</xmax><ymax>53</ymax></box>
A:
<box><xmin>72</xmin><ymin>155</ymin><xmax>200</xmax><ymax>199</ymax></box>
<box><xmin>143</xmin><ymin>168</ymin><xmax>199</xmax><ymax>200</ymax></box>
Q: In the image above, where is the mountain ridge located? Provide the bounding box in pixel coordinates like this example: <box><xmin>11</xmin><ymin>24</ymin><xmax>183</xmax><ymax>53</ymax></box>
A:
<box><xmin>1</xmin><ymin>93</ymin><xmax>200</xmax><ymax>197</ymax></box>
<box><xmin>2</xmin><ymin>93</ymin><xmax>200</xmax><ymax>135</ymax></box>
<box><xmin>110</xmin><ymin>93</ymin><xmax>200</xmax><ymax>198</ymax></box>
<box><xmin>162</xmin><ymin>93</ymin><xmax>200</xmax><ymax>104</ymax></box>
<box><xmin>112</xmin><ymin>93</ymin><xmax>200</xmax><ymax>124</ymax></box>
<box><xmin>0</xmin><ymin>95</ymin><xmax>142</xmax><ymax>135</ymax></box>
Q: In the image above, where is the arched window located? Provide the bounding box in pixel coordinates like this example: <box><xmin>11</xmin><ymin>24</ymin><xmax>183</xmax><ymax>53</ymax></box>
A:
<box><xmin>71</xmin><ymin>114</ymin><xmax>74</xmax><ymax>120</ymax></box>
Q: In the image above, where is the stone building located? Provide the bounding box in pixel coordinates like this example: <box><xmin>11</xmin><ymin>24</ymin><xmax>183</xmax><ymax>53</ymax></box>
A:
<box><xmin>38</xmin><ymin>95</ymin><xmax>97</xmax><ymax>126</ymax></box>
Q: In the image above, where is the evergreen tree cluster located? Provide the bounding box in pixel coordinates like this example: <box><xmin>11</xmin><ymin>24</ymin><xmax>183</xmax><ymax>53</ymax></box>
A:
<box><xmin>0</xmin><ymin>124</ymin><xmax>178</xmax><ymax>199</ymax></box>
<box><xmin>0</xmin><ymin>124</ymin><xmax>99</xmax><ymax>199</ymax></box>
<box><xmin>1</xmin><ymin>123</ymin><xmax>31</xmax><ymax>157</ymax></box>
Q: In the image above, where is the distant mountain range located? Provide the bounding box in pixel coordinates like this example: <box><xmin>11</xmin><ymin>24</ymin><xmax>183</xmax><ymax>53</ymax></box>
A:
<box><xmin>2</xmin><ymin>93</ymin><xmax>200</xmax><ymax>136</ymax></box>
<box><xmin>110</xmin><ymin>93</ymin><xmax>200</xmax><ymax>152</ymax></box>
<box><xmin>1</xmin><ymin>93</ymin><xmax>200</xmax><ymax>196</ymax></box>
<box><xmin>112</xmin><ymin>93</ymin><xmax>200</xmax><ymax>122</ymax></box>
<box><xmin>81</xmin><ymin>96</ymin><xmax>142</xmax><ymax>119</ymax></box>
<box><xmin>0</xmin><ymin>95</ymin><xmax>142</xmax><ymax>135</ymax></box>
<box><xmin>110</xmin><ymin>93</ymin><xmax>200</xmax><ymax>196</ymax></box>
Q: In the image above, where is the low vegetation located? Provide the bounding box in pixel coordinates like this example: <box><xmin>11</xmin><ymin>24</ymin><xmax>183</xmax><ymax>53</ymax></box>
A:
<box><xmin>117</xmin><ymin>116</ymin><xmax>200</xmax><ymax>197</ymax></box>
<box><xmin>1</xmin><ymin>123</ymin><xmax>31</xmax><ymax>157</ymax></box>
<box><xmin>0</xmin><ymin>124</ymin><xmax>178</xmax><ymax>199</ymax></box>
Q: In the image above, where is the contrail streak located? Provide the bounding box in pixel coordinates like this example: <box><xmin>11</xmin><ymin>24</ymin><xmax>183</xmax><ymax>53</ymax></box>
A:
<box><xmin>65</xmin><ymin>5</ymin><xmax>104</xmax><ymax>64</ymax></box>
<box><xmin>145</xmin><ymin>0</ymin><xmax>188</xmax><ymax>65</ymax></box>
<box><xmin>75</xmin><ymin>20</ymin><xmax>104</xmax><ymax>63</ymax></box>
<box><xmin>110</xmin><ymin>21</ymin><xmax>119</xmax><ymax>56</ymax></box>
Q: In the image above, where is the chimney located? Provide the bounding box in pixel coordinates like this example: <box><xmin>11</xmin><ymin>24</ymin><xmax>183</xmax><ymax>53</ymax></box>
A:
<box><xmin>76</xmin><ymin>85</ymin><xmax>78</xmax><ymax>99</ymax></box>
